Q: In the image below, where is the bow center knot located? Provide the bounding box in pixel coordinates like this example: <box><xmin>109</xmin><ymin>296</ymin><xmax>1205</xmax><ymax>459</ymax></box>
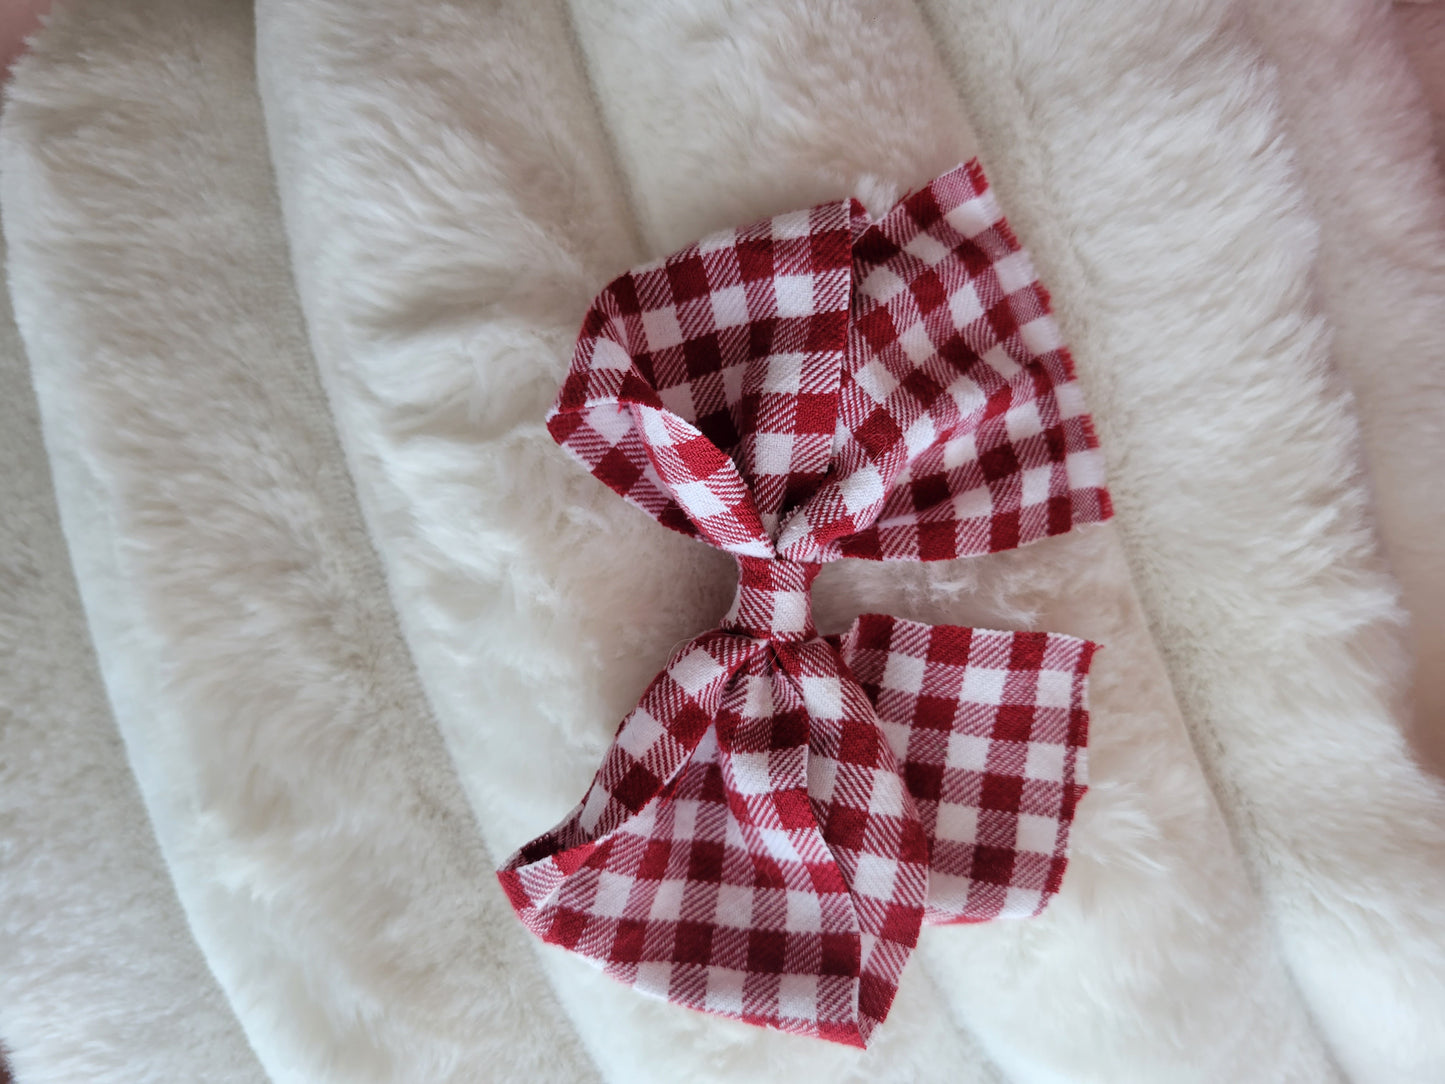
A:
<box><xmin>720</xmin><ymin>555</ymin><xmax>821</xmax><ymax>641</ymax></box>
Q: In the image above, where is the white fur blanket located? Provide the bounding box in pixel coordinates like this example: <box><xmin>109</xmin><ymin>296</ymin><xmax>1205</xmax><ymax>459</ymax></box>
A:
<box><xmin>2</xmin><ymin>1</ymin><xmax>1444</xmax><ymax>1082</ymax></box>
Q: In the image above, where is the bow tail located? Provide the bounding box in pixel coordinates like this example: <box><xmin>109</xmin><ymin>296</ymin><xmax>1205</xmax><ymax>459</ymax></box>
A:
<box><xmin>496</xmin><ymin>631</ymin><xmax>760</xmax><ymax>967</ymax></box>
<box><xmin>712</xmin><ymin>645</ymin><xmax>931</xmax><ymax>1047</ymax></box>
<box><xmin>829</xmin><ymin>614</ymin><xmax>1096</xmax><ymax>925</ymax></box>
<box><xmin>496</xmin><ymin>630</ymin><xmax>888</xmax><ymax>1046</ymax></box>
<box><xmin>769</xmin><ymin>640</ymin><xmax>932</xmax><ymax>1045</ymax></box>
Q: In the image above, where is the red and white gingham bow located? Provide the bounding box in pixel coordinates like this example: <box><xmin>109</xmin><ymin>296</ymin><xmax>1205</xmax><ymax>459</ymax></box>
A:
<box><xmin>498</xmin><ymin>162</ymin><xmax>1112</xmax><ymax>1047</ymax></box>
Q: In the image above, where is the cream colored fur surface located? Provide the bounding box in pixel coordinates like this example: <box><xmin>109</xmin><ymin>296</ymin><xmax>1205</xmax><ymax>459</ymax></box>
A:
<box><xmin>1</xmin><ymin>2</ymin><xmax>594</xmax><ymax>1082</ymax></box>
<box><xmin>2</xmin><ymin>0</ymin><xmax>1444</xmax><ymax>1082</ymax></box>
<box><xmin>1248</xmin><ymin>0</ymin><xmax>1445</xmax><ymax>773</ymax></box>
<box><xmin>0</xmin><ymin>241</ymin><xmax>265</xmax><ymax>1084</ymax></box>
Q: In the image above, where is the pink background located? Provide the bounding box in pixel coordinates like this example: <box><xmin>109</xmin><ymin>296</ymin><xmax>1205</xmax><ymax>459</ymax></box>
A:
<box><xmin>0</xmin><ymin>0</ymin><xmax>51</xmax><ymax>76</ymax></box>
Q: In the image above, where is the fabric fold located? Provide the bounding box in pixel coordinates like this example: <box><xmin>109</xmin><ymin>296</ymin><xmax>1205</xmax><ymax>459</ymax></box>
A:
<box><xmin>920</xmin><ymin>0</ymin><xmax>1445</xmax><ymax>1080</ymax></box>
<box><xmin>1</xmin><ymin>2</ymin><xmax>596</xmax><ymax>1081</ymax></box>
<box><xmin>501</xmin><ymin>630</ymin><xmax>925</xmax><ymax>1049</ymax></box>
<box><xmin>0</xmin><ymin>233</ymin><xmax>265</xmax><ymax>1083</ymax></box>
<box><xmin>1247</xmin><ymin>0</ymin><xmax>1445</xmax><ymax>776</ymax></box>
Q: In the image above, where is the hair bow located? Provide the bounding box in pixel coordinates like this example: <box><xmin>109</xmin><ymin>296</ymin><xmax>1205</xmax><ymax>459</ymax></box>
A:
<box><xmin>498</xmin><ymin>161</ymin><xmax>1112</xmax><ymax>1047</ymax></box>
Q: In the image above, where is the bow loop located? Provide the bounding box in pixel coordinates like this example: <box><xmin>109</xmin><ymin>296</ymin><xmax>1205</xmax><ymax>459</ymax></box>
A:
<box><xmin>506</xmin><ymin>161</ymin><xmax>1112</xmax><ymax>1047</ymax></box>
<box><xmin>547</xmin><ymin>199</ymin><xmax>855</xmax><ymax>548</ymax></box>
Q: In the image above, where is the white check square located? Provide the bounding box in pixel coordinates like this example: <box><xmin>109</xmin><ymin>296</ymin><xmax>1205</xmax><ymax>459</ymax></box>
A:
<box><xmin>770</xmin><ymin>209</ymin><xmax>813</xmax><ymax>239</ymax></box>
<box><xmin>669</xmin><ymin>798</ymin><xmax>698</xmax><ymax>841</ymax></box>
<box><xmin>898</xmin><ymin>319</ymin><xmax>936</xmax><ymax>364</ymax></box>
<box><xmin>854</xmin><ymin>359</ymin><xmax>899</xmax><ymax>403</ymax></box>
<box><xmin>1019</xmin><ymin>315</ymin><xmax>1063</xmax><ymax>355</ymax></box>
<box><xmin>728</xmin><ymin>751</ymin><xmax>775</xmax><ymax>796</ymax></box>
<box><xmin>961</xmin><ymin>666</ymin><xmax>1007</xmax><ymax>704</ymax></box>
<box><xmin>867</xmin><ymin>770</ymin><xmax>907</xmax><ymax>816</ymax></box>
<box><xmin>861</xmin><ymin>265</ymin><xmax>905</xmax><ymax>302</ymax></box>
<box><xmin>742</xmin><ymin>672</ymin><xmax>774</xmax><ymax>716</ymax></box>
<box><xmin>752</xmin><ymin>431</ymin><xmax>796</xmax><ymax>474</ymax></box>
<box><xmin>616</xmin><ymin>708</ymin><xmax>665</xmax><ymax>758</ymax></box>
<box><xmin>640</xmin><ymin>305</ymin><xmax>685</xmax><ymax>350</ymax></box>
<box><xmin>778</xmin><ymin>974</ymin><xmax>820</xmax><ymax>1019</ymax></box>
<box><xmin>1034</xmin><ymin>668</ymin><xmax>1073</xmax><ymax>709</ymax></box>
<box><xmin>1015</xmin><ymin>812</ymin><xmax>1061</xmax><ymax>855</ymax></box>
<box><xmin>1002</xmin><ymin>886</ymin><xmax>1044</xmax><ymax>918</ymax></box>
<box><xmin>709</xmin><ymin>284</ymin><xmax>750</xmax><ymax>329</ymax></box>
<box><xmin>841</xmin><ymin>463</ymin><xmax>886</xmax><ymax>514</ymax></box>
<box><xmin>649</xmin><ymin>879</ymin><xmax>686</xmax><ymax>921</ymax></box>
<box><xmin>705</xmin><ymin>968</ymin><xmax>747</xmax><ymax>1015</ymax></box>
<box><xmin>714</xmin><ymin>884</ymin><xmax>755</xmax><ymax>927</ymax></box>
<box><xmin>635</xmin><ymin>961</ymin><xmax>675</xmax><ymax>998</ymax></box>
<box><xmin>945</xmin><ymin>733</ymin><xmax>990</xmax><ymax>772</ymax></box>
<box><xmin>1024</xmin><ymin>742</ymin><xmax>1067</xmax><ymax>783</ymax></box>
<box><xmin>590</xmin><ymin>337</ymin><xmax>634</xmax><ymax>371</ymax></box>
<box><xmin>670</xmin><ymin>648</ymin><xmax>725</xmax><ymax>695</ymax></box>
<box><xmin>697</xmin><ymin>225</ymin><xmax>738</xmax><ymax>254</ymax></box>
<box><xmin>904</xmin><ymin>231</ymin><xmax>951</xmax><ymax>265</ymax></box>
<box><xmin>591</xmin><ymin>871</ymin><xmax>634</xmax><ymax>918</ymax></box>
<box><xmin>935</xmin><ymin>802</ymin><xmax>980</xmax><ymax>843</ymax></box>
<box><xmin>1021</xmin><ymin>465</ymin><xmax>1056</xmax><ymax>507</ymax></box>
<box><xmin>882</xmin><ymin>651</ymin><xmax>926</xmax><ymax>694</ymax></box>
<box><xmin>588</xmin><ymin>402</ymin><xmax>634</xmax><ymax>445</ymax></box>
<box><xmin>671</xmin><ymin>479</ymin><xmax>729</xmax><ymax>518</ymax></box>
<box><xmin>993</xmin><ymin>251</ymin><xmax>1035</xmax><ymax>295</ymax></box>
<box><xmin>1006</xmin><ymin>401</ymin><xmax>1044</xmax><ymax>444</ymax></box>
<box><xmin>799</xmin><ymin>675</ymin><xmax>843</xmax><ymax>719</ymax></box>
<box><xmin>769</xmin><ymin>591</ymin><xmax>811</xmax><ymax>634</ymax></box>
<box><xmin>785</xmin><ymin>889</ymin><xmax>823</xmax><ymax>932</ymax></box>
<box><xmin>904</xmin><ymin>415</ymin><xmax>938</xmax><ymax>457</ymax></box>
<box><xmin>761</xmin><ymin>352</ymin><xmax>804</xmax><ymax>394</ymax></box>
<box><xmin>852</xmin><ymin>853</ymin><xmax>899</xmax><ymax>900</ymax></box>
<box><xmin>944</xmin><ymin>192</ymin><xmax>994</xmax><ymax>236</ymax></box>
<box><xmin>774</xmin><ymin>274</ymin><xmax>815</xmax><ymax>318</ymax></box>
<box><xmin>948</xmin><ymin>284</ymin><xmax>984</xmax><ymax>327</ymax></box>
<box><xmin>952</xmin><ymin>484</ymin><xmax>994</xmax><ymax>521</ymax></box>
<box><xmin>578</xmin><ymin>784</ymin><xmax>615</xmax><ymax>835</ymax></box>
<box><xmin>982</xmin><ymin>342</ymin><xmax>1020</xmax><ymax>380</ymax></box>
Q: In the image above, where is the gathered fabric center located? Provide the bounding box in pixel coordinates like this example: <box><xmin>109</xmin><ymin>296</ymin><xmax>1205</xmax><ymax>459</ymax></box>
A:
<box><xmin>720</xmin><ymin>556</ymin><xmax>823</xmax><ymax>641</ymax></box>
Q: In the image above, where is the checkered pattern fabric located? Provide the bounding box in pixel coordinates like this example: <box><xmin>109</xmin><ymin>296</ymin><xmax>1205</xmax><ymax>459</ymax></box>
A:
<box><xmin>499</xmin><ymin>633</ymin><xmax>930</xmax><ymax>1047</ymax></box>
<box><xmin>832</xmin><ymin>615</ymin><xmax>1093</xmax><ymax>924</ymax></box>
<box><xmin>502</xmin><ymin>161</ymin><xmax>1112</xmax><ymax>1047</ymax></box>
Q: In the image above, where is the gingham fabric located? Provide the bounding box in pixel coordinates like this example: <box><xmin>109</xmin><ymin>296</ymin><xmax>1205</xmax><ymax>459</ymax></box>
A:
<box><xmin>499</xmin><ymin>161</ymin><xmax>1113</xmax><ymax>1047</ymax></box>
<box><xmin>831</xmin><ymin>615</ymin><xmax>1094</xmax><ymax>924</ymax></box>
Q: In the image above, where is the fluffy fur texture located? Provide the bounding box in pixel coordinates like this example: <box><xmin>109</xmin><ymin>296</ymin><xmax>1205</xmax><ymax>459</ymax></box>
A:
<box><xmin>0</xmin><ymin>241</ymin><xmax>264</xmax><ymax>1083</ymax></box>
<box><xmin>566</xmin><ymin>3</ymin><xmax>1336</xmax><ymax>1081</ymax></box>
<box><xmin>1248</xmin><ymin>0</ymin><xmax>1445</xmax><ymax>774</ymax></box>
<box><xmin>5</xmin><ymin>0</ymin><xmax>1445</xmax><ymax>1080</ymax></box>
<box><xmin>921</xmin><ymin>0</ymin><xmax>1445</xmax><ymax>1080</ymax></box>
<box><xmin>1396</xmin><ymin>1</ymin><xmax>1445</xmax><ymax>159</ymax></box>
<box><xmin>0</xmin><ymin>2</ymin><xmax>595</xmax><ymax>1082</ymax></box>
